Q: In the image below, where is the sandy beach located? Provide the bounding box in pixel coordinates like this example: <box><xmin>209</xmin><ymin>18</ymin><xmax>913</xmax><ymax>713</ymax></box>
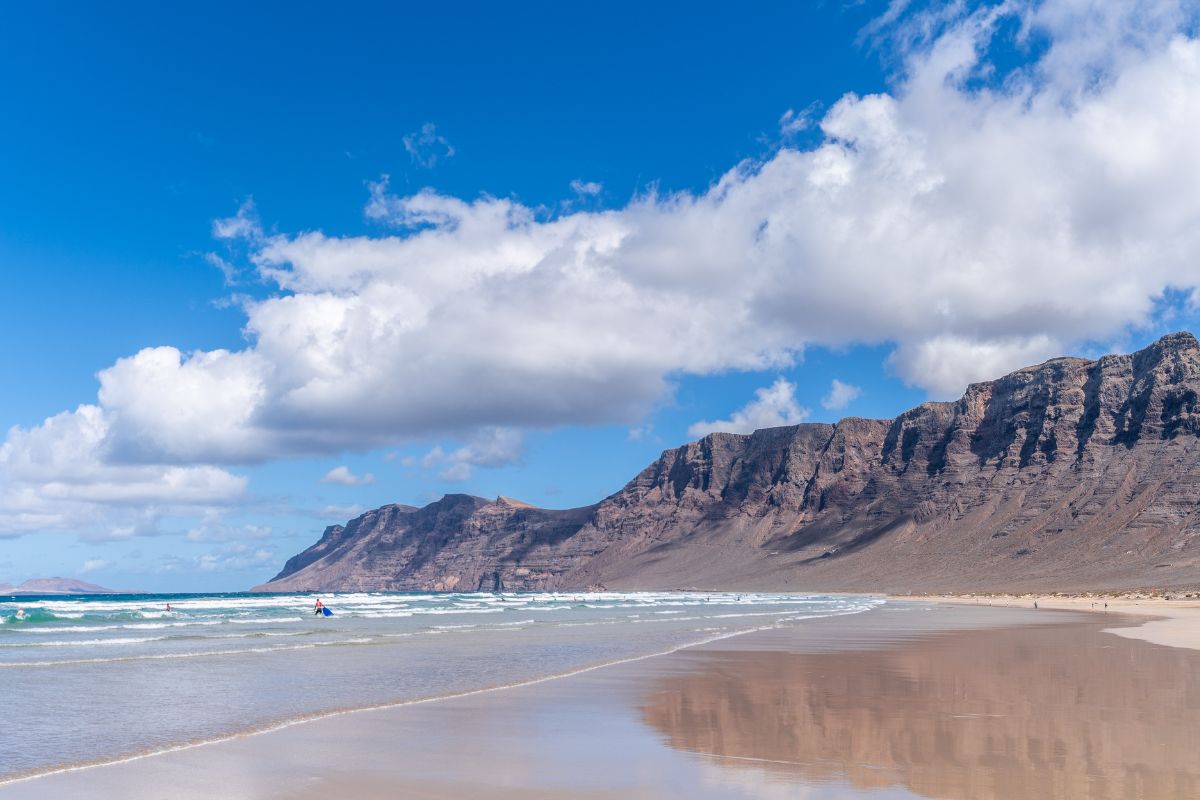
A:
<box><xmin>4</xmin><ymin>599</ymin><xmax>1198</xmax><ymax>800</ymax></box>
<box><xmin>903</xmin><ymin>593</ymin><xmax>1200</xmax><ymax>651</ymax></box>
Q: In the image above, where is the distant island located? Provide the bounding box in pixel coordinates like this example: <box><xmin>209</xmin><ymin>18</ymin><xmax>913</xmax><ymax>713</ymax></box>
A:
<box><xmin>0</xmin><ymin>577</ymin><xmax>124</xmax><ymax>595</ymax></box>
<box><xmin>258</xmin><ymin>332</ymin><xmax>1200</xmax><ymax>595</ymax></box>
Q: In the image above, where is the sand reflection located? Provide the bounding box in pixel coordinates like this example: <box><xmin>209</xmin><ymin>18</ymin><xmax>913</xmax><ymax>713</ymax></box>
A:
<box><xmin>642</xmin><ymin>618</ymin><xmax>1200</xmax><ymax>799</ymax></box>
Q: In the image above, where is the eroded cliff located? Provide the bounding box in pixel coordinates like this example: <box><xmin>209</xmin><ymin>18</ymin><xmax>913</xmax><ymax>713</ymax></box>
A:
<box><xmin>257</xmin><ymin>332</ymin><xmax>1200</xmax><ymax>593</ymax></box>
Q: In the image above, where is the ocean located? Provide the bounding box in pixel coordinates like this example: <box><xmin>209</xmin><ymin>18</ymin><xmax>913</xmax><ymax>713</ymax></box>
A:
<box><xmin>0</xmin><ymin>591</ymin><xmax>881</xmax><ymax>782</ymax></box>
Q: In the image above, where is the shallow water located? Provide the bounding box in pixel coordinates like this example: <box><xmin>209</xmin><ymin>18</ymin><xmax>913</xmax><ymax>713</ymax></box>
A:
<box><xmin>0</xmin><ymin>591</ymin><xmax>878</xmax><ymax>779</ymax></box>
<box><xmin>13</xmin><ymin>603</ymin><xmax>1192</xmax><ymax>800</ymax></box>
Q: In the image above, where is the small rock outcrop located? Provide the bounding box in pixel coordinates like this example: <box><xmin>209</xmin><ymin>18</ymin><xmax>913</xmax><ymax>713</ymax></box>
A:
<box><xmin>256</xmin><ymin>333</ymin><xmax>1200</xmax><ymax>593</ymax></box>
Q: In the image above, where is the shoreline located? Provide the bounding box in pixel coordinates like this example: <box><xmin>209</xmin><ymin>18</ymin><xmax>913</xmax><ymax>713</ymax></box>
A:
<box><xmin>898</xmin><ymin>592</ymin><xmax>1200</xmax><ymax>651</ymax></box>
<box><xmin>7</xmin><ymin>600</ymin><xmax>1195</xmax><ymax>799</ymax></box>
<box><xmin>0</xmin><ymin>602</ymin><xmax>878</xmax><ymax>789</ymax></box>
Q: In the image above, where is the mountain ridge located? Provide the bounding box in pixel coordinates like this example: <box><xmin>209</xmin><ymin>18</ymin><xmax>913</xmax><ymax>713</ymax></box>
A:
<box><xmin>1</xmin><ymin>577</ymin><xmax>124</xmax><ymax>595</ymax></box>
<box><xmin>257</xmin><ymin>332</ymin><xmax>1200</xmax><ymax>593</ymax></box>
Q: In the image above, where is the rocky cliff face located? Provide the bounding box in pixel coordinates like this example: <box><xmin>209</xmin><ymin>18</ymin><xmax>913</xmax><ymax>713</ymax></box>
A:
<box><xmin>257</xmin><ymin>332</ymin><xmax>1200</xmax><ymax>593</ymax></box>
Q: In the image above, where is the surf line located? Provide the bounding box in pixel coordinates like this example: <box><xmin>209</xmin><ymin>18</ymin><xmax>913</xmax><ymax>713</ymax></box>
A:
<box><xmin>0</xmin><ymin>602</ymin><xmax>882</xmax><ymax>787</ymax></box>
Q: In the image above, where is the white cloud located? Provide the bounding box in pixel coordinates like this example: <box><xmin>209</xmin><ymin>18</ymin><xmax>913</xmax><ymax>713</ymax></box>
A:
<box><xmin>887</xmin><ymin>334</ymin><xmax>1064</xmax><ymax>398</ymax></box>
<box><xmin>8</xmin><ymin>0</ymin><xmax>1200</xmax><ymax>491</ymax></box>
<box><xmin>203</xmin><ymin>252</ymin><xmax>240</xmax><ymax>285</ymax></box>
<box><xmin>821</xmin><ymin>378</ymin><xmax>863</xmax><ymax>411</ymax></box>
<box><xmin>570</xmin><ymin>179</ymin><xmax>603</xmax><ymax>196</ymax></box>
<box><xmin>402</xmin><ymin>123</ymin><xmax>455</xmax><ymax>168</ymax></box>
<box><xmin>0</xmin><ymin>404</ymin><xmax>247</xmax><ymax>537</ymax></box>
<box><xmin>436</xmin><ymin>462</ymin><xmax>472</xmax><ymax>482</ymax></box>
<box><xmin>627</xmin><ymin>424</ymin><xmax>653</xmax><ymax>442</ymax></box>
<box><xmin>211</xmin><ymin>198</ymin><xmax>262</xmax><ymax>242</ymax></box>
<box><xmin>320</xmin><ymin>465</ymin><xmax>375</xmax><ymax>486</ymax></box>
<box><xmin>185</xmin><ymin>513</ymin><xmax>272</xmax><ymax>543</ymax></box>
<box><xmin>318</xmin><ymin>504</ymin><xmax>366</xmax><ymax>520</ymax></box>
<box><xmin>419</xmin><ymin>427</ymin><xmax>524</xmax><ymax>482</ymax></box>
<box><xmin>689</xmin><ymin>378</ymin><xmax>810</xmax><ymax>437</ymax></box>
<box><xmin>779</xmin><ymin>102</ymin><xmax>821</xmax><ymax>136</ymax></box>
<box><xmin>193</xmin><ymin>543</ymin><xmax>276</xmax><ymax>573</ymax></box>
<box><xmin>98</xmin><ymin>347</ymin><xmax>270</xmax><ymax>464</ymax></box>
<box><xmin>157</xmin><ymin>540</ymin><xmax>276</xmax><ymax>575</ymax></box>
<box><xmin>80</xmin><ymin>559</ymin><xmax>108</xmax><ymax>574</ymax></box>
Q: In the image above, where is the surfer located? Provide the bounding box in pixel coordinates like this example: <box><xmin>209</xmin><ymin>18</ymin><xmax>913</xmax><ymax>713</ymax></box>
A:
<box><xmin>15</xmin><ymin>608</ymin><xmax>25</xmax><ymax>621</ymax></box>
<box><xmin>165</xmin><ymin>603</ymin><xmax>172</xmax><ymax>613</ymax></box>
<box><xmin>314</xmin><ymin>598</ymin><xmax>325</xmax><ymax>616</ymax></box>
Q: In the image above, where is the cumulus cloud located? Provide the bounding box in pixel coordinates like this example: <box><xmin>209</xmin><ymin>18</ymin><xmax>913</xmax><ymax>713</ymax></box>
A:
<box><xmin>887</xmin><ymin>334</ymin><xmax>1065</xmax><ymax>397</ymax></box>
<box><xmin>80</xmin><ymin>559</ymin><xmax>108</xmax><ymax>574</ymax></box>
<box><xmin>320</xmin><ymin>465</ymin><xmax>375</xmax><ymax>486</ymax></box>
<box><xmin>402</xmin><ymin>123</ymin><xmax>455</xmax><ymax>168</ymax></box>
<box><xmin>689</xmin><ymin>378</ymin><xmax>811</xmax><ymax>437</ymax></box>
<box><xmin>7</xmin><ymin>0</ymin><xmax>1200</xmax><ymax>507</ymax></box>
<box><xmin>821</xmin><ymin>379</ymin><xmax>863</xmax><ymax>411</ymax></box>
<box><xmin>78</xmin><ymin>0</ymin><xmax>1200</xmax><ymax>464</ymax></box>
<box><xmin>419</xmin><ymin>427</ymin><xmax>524</xmax><ymax>482</ymax></box>
<box><xmin>0</xmin><ymin>404</ymin><xmax>247</xmax><ymax>536</ymax></box>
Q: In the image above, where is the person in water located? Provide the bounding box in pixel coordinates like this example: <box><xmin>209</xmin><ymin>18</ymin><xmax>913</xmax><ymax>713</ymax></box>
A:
<box><xmin>15</xmin><ymin>608</ymin><xmax>25</xmax><ymax>620</ymax></box>
<box><xmin>314</xmin><ymin>598</ymin><xmax>324</xmax><ymax>615</ymax></box>
<box><xmin>165</xmin><ymin>603</ymin><xmax>172</xmax><ymax>613</ymax></box>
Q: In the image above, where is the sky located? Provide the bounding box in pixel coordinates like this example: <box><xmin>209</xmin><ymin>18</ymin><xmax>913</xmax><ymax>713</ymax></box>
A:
<box><xmin>3</xmin><ymin>0</ymin><xmax>1200</xmax><ymax>591</ymax></box>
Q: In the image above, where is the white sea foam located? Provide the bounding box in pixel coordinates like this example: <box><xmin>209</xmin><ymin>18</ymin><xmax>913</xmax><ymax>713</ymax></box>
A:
<box><xmin>412</xmin><ymin>608</ymin><xmax>503</xmax><ymax>615</ymax></box>
<box><xmin>0</xmin><ymin>636</ymin><xmax>169</xmax><ymax>648</ymax></box>
<box><xmin>0</xmin><ymin>641</ymin><xmax>334</xmax><ymax>668</ymax></box>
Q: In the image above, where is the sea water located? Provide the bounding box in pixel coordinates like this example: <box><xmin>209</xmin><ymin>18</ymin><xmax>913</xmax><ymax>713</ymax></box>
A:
<box><xmin>0</xmin><ymin>591</ymin><xmax>881</xmax><ymax>780</ymax></box>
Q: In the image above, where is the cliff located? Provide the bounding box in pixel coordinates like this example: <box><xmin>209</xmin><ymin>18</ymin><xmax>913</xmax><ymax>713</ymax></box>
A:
<box><xmin>256</xmin><ymin>332</ymin><xmax>1200</xmax><ymax>593</ymax></box>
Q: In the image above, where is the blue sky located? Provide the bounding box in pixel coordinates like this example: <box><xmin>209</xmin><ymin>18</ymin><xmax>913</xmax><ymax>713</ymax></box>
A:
<box><xmin>3</xmin><ymin>0</ymin><xmax>1200</xmax><ymax>590</ymax></box>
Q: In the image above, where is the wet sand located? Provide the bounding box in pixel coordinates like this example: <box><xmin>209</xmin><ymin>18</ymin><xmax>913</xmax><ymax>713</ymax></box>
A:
<box><xmin>4</xmin><ymin>602</ymin><xmax>1198</xmax><ymax>799</ymax></box>
<box><xmin>907</xmin><ymin>594</ymin><xmax>1200</xmax><ymax>651</ymax></box>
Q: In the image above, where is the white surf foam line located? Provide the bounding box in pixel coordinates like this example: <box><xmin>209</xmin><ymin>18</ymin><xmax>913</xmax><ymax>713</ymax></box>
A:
<box><xmin>7</xmin><ymin>620</ymin><xmax>232</xmax><ymax>635</ymax></box>
<box><xmin>0</xmin><ymin>636</ymin><xmax>169</xmax><ymax>648</ymax></box>
<box><xmin>0</xmin><ymin>599</ymin><xmax>884</xmax><ymax>787</ymax></box>
<box><xmin>411</xmin><ymin>608</ymin><xmax>503</xmax><ymax>615</ymax></box>
<box><xmin>6</xmin><ymin>592</ymin><xmax>833</xmax><ymax>627</ymax></box>
<box><xmin>119</xmin><ymin>621</ymin><xmax>226</xmax><ymax>630</ymax></box>
<box><xmin>0</xmin><ymin>637</ymin><xmax>375</xmax><ymax>668</ymax></box>
<box><xmin>8</xmin><ymin>625</ymin><xmax>128</xmax><ymax>634</ymax></box>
